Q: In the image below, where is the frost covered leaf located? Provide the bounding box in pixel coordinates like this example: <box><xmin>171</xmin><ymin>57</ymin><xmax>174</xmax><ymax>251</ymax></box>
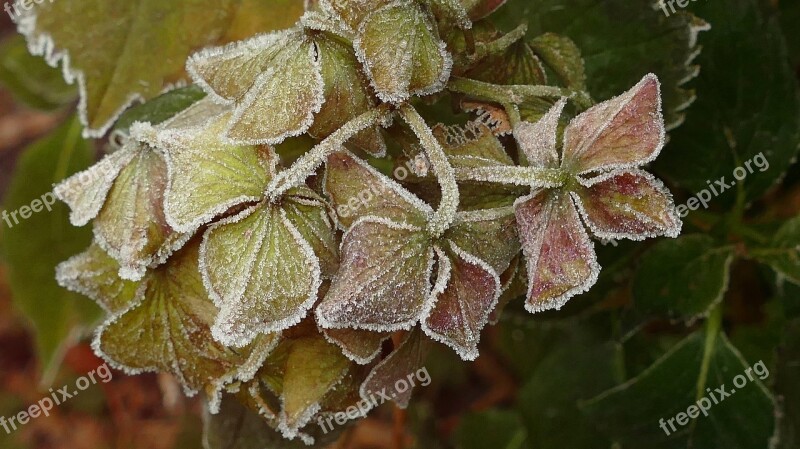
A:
<box><xmin>354</xmin><ymin>0</ymin><xmax>453</xmax><ymax>103</ymax></box>
<box><xmin>307</xmin><ymin>0</ymin><xmax>391</xmax><ymax>33</ymax></box>
<box><xmin>361</xmin><ymin>329</ymin><xmax>430</xmax><ymax>408</ymax></box>
<box><xmin>201</xmin><ymin>202</ymin><xmax>323</xmax><ymax>348</ymax></box>
<box><xmin>282</xmin><ymin>190</ymin><xmax>340</xmax><ymax>278</ymax></box>
<box><xmin>529</xmin><ymin>33</ymin><xmax>586</xmax><ymax>90</ymax></box>
<box><xmin>492</xmin><ymin>0</ymin><xmax>706</xmax><ymax>130</ymax></box>
<box><xmin>325</xmin><ymin>151</ymin><xmax>431</xmax><ymax>229</ymax></box>
<box><xmin>279</xmin><ymin>337</ymin><xmax>350</xmax><ymax>437</ymax></box>
<box><xmin>139</xmin><ymin>109</ymin><xmax>275</xmax><ymax>234</ymax></box>
<box><xmin>317</xmin><ymin>217</ymin><xmax>433</xmax><ymax>331</ymax></box>
<box><xmin>423</xmin><ymin>244</ymin><xmax>500</xmax><ymax>360</ymax></box>
<box><xmin>572</xmin><ymin>170</ymin><xmax>681</xmax><ymax>241</ymax></box>
<box><xmin>562</xmin><ymin>74</ymin><xmax>664</xmax><ymax>175</ymax></box>
<box><xmin>187</xmin><ymin>30</ymin><xmax>324</xmax><ymax>145</ymax></box>
<box><xmin>515</xmin><ymin>190</ymin><xmax>599</xmax><ymax>312</ymax></box>
<box><xmin>95</xmin><ymin>240</ymin><xmax>276</xmax><ymax>397</ymax></box>
<box><xmin>56</xmin><ymin>244</ymin><xmax>139</xmax><ymax>315</ymax></box>
<box><xmin>310</xmin><ymin>33</ymin><xmax>386</xmax><ymax>156</ymax></box>
<box><xmin>0</xmin><ymin>34</ymin><xmax>76</xmax><ymax>110</ymax></box>
<box><xmin>633</xmin><ymin>235</ymin><xmax>734</xmax><ymax>324</ymax></box>
<box><xmin>433</xmin><ymin>123</ymin><xmax>514</xmax><ymax>170</ymax></box>
<box><xmin>751</xmin><ymin>215</ymin><xmax>800</xmax><ymax>286</ymax></box>
<box><xmin>463</xmin><ymin>39</ymin><xmax>546</xmax><ymax>87</ymax></box>
<box><xmin>323</xmin><ymin>328</ymin><xmax>390</xmax><ymax>364</ymax></box>
<box><xmin>17</xmin><ymin>0</ymin><xmax>302</xmax><ymax>136</ymax></box>
<box><xmin>90</xmin><ymin>141</ymin><xmax>188</xmax><ymax>281</ymax></box>
<box><xmin>426</xmin><ymin>0</ymin><xmax>472</xmax><ymax>29</ymax></box>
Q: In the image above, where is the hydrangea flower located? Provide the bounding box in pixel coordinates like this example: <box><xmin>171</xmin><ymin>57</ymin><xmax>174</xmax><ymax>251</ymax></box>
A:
<box><xmin>509</xmin><ymin>74</ymin><xmax>682</xmax><ymax>312</ymax></box>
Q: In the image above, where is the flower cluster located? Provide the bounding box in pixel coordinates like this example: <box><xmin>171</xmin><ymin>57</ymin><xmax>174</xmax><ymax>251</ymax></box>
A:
<box><xmin>54</xmin><ymin>0</ymin><xmax>680</xmax><ymax>442</ymax></box>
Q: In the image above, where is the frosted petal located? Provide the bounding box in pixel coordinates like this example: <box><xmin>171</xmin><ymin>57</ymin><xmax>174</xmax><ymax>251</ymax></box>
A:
<box><xmin>322</xmin><ymin>328</ymin><xmax>390</xmax><ymax>364</ymax></box>
<box><xmin>514</xmin><ymin>98</ymin><xmax>566</xmax><ymax>169</ymax></box>
<box><xmin>56</xmin><ymin>244</ymin><xmax>139</xmax><ymax>315</ymax></box>
<box><xmin>427</xmin><ymin>0</ymin><xmax>472</xmax><ymax>29</ymax></box>
<box><xmin>93</xmin><ymin>240</ymin><xmax>272</xmax><ymax>397</ymax></box>
<box><xmin>316</xmin><ymin>217</ymin><xmax>434</xmax><ymax>332</ymax></box>
<box><xmin>360</xmin><ymin>329</ymin><xmax>429</xmax><ymax>409</ymax></box>
<box><xmin>562</xmin><ymin>74</ymin><xmax>664</xmax><ymax>174</ymax></box>
<box><xmin>226</xmin><ymin>36</ymin><xmax>324</xmax><ymax>145</ymax></box>
<box><xmin>186</xmin><ymin>30</ymin><xmax>298</xmax><ymax>103</ymax></box>
<box><xmin>54</xmin><ymin>144</ymin><xmax>137</xmax><ymax>227</ymax></box>
<box><xmin>515</xmin><ymin>190</ymin><xmax>599</xmax><ymax>312</ymax></box>
<box><xmin>446</xmin><ymin>207</ymin><xmax>520</xmax><ymax>274</ymax></box>
<box><xmin>93</xmin><ymin>144</ymin><xmax>189</xmax><ymax>281</ymax></box>
<box><xmin>283</xmin><ymin>191</ymin><xmax>340</xmax><ymax>278</ymax></box>
<box><xmin>309</xmin><ymin>35</ymin><xmax>386</xmax><ymax>156</ymax></box>
<box><xmin>572</xmin><ymin>169</ymin><xmax>682</xmax><ymax>241</ymax></box>
<box><xmin>354</xmin><ymin>0</ymin><xmax>453</xmax><ymax>103</ymax></box>
<box><xmin>279</xmin><ymin>337</ymin><xmax>350</xmax><ymax>439</ymax></box>
<box><xmin>422</xmin><ymin>243</ymin><xmax>500</xmax><ymax>361</ymax></box>
<box><xmin>140</xmin><ymin>112</ymin><xmax>275</xmax><ymax>234</ymax></box>
<box><xmin>201</xmin><ymin>204</ymin><xmax>321</xmax><ymax>347</ymax></box>
<box><xmin>325</xmin><ymin>151</ymin><xmax>431</xmax><ymax>229</ymax></box>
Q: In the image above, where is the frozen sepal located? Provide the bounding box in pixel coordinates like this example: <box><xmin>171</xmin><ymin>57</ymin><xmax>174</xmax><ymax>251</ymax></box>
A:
<box><xmin>562</xmin><ymin>74</ymin><xmax>664</xmax><ymax>175</ymax></box>
<box><xmin>572</xmin><ymin>170</ymin><xmax>682</xmax><ymax>241</ymax></box>
<box><xmin>325</xmin><ymin>151</ymin><xmax>432</xmax><ymax>229</ymax></box>
<box><xmin>309</xmin><ymin>0</ymin><xmax>391</xmax><ymax>33</ymax></box>
<box><xmin>93</xmin><ymin>240</ymin><xmax>278</xmax><ymax>398</ymax></box>
<box><xmin>322</xmin><ymin>328</ymin><xmax>391</xmax><ymax>365</ymax></box>
<box><xmin>360</xmin><ymin>329</ymin><xmax>430</xmax><ymax>409</ymax></box>
<box><xmin>316</xmin><ymin>217</ymin><xmax>434</xmax><ymax>332</ymax></box>
<box><xmin>422</xmin><ymin>244</ymin><xmax>500</xmax><ymax>361</ymax></box>
<box><xmin>56</xmin><ymin>244</ymin><xmax>139</xmax><ymax>315</ymax></box>
<box><xmin>201</xmin><ymin>204</ymin><xmax>322</xmax><ymax>348</ymax></box>
<box><xmin>310</xmin><ymin>35</ymin><xmax>386</xmax><ymax>156</ymax></box>
<box><xmin>426</xmin><ymin>0</ymin><xmax>472</xmax><ymax>29</ymax></box>
<box><xmin>282</xmin><ymin>190</ymin><xmax>340</xmax><ymax>278</ymax></box>
<box><xmin>92</xmin><ymin>142</ymin><xmax>189</xmax><ymax>281</ymax></box>
<box><xmin>354</xmin><ymin>0</ymin><xmax>453</xmax><ymax>103</ymax></box>
<box><xmin>432</xmin><ymin>122</ymin><xmax>515</xmax><ymax>170</ymax></box>
<box><xmin>188</xmin><ymin>29</ymin><xmax>324</xmax><ymax>145</ymax></box>
<box><xmin>445</xmin><ymin>207</ymin><xmax>520</xmax><ymax>275</ymax></box>
<box><xmin>515</xmin><ymin>189</ymin><xmax>600</xmax><ymax>312</ymax></box>
<box><xmin>278</xmin><ymin>336</ymin><xmax>350</xmax><ymax>439</ymax></box>
<box><xmin>139</xmin><ymin>112</ymin><xmax>276</xmax><ymax>234</ymax></box>
<box><xmin>54</xmin><ymin>147</ymin><xmax>137</xmax><ymax>227</ymax></box>
<box><xmin>514</xmin><ymin>97</ymin><xmax>565</xmax><ymax>169</ymax></box>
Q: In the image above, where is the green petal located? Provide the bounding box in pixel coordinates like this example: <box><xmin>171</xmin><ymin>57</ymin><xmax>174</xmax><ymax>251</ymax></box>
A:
<box><xmin>56</xmin><ymin>244</ymin><xmax>139</xmax><ymax>315</ymax></box>
<box><xmin>446</xmin><ymin>207</ymin><xmax>520</xmax><ymax>274</ymax></box>
<box><xmin>354</xmin><ymin>0</ymin><xmax>452</xmax><ymax>103</ymax></box>
<box><xmin>201</xmin><ymin>203</ymin><xmax>321</xmax><ymax>347</ymax></box>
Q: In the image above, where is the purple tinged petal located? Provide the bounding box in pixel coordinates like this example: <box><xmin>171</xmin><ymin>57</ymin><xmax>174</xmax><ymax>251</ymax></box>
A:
<box><xmin>514</xmin><ymin>97</ymin><xmax>566</xmax><ymax>169</ymax></box>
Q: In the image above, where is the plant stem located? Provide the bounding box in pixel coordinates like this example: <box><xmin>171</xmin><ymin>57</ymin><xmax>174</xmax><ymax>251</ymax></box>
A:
<box><xmin>399</xmin><ymin>104</ymin><xmax>459</xmax><ymax>238</ymax></box>
<box><xmin>266</xmin><ymin>105</ymin><xmax>391</xmax><ymax>200</ymax></box>
<box><xmin>454</xmin><ymin>165</ymin><xmax>567</xmax><ymax>188</ymax></box>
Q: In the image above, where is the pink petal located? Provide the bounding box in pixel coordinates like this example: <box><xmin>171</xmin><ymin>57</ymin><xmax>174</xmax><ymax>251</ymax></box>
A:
<box><xmin>572</xmin><ymin>169</ymin><xmax>682</xmax><ymax>241</ymax></box>
<box><xmin>515</xmin><ymin>190</ymin><xmax>599</xmax><ymax>312</ymax></box>
<box><xmin>422</xmin><ymin>244</ymin><xmax>501</xmax><ymax>361</ymax></box>
<box><xmin>513</xmin><ymin>98</ymin><xmax>566</xmax><ymax>169</ymax></box>
<box><xmin>315</xmin><ymin>217</ymin><xmax>434</xmax><ymax>332</ymax></box>
<box><xmin>562</xmin><ymin>74</ymin><xmax>664</xmax><ymax>174</ymax></box>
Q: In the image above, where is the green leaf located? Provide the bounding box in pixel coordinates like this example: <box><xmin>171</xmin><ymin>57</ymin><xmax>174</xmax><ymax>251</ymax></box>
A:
<box><xmin>633</xmin><ymin>234</ymin><xmax>735</xmax><ymax>324</ymax></box>
<box><xmin>454</xmin><ymin>409</ymin><xmax>528</xmax><ymax>449</ymax></box>
<box><xmin>529</xmin><ymin>32</ymin><xmax>586</xmax><ymax>90</ymax></box>
<box><xmin>493</xmin><ymin>0</ymin><xmax>707</xmax><ymax>130</ymax></box>
<box><xmin>354</xmin><ymin>0</ymin><xmax>452</xmax><ymax>103</ymax></box>
<box><xmin>0</xmin><ymin>34</ymin><xmax>75</xmax><ymax>110</ymax></box>
<box><xmin>581</xmin><ymin>330</ymin><xmax>778</xmax><ymax>449</ymax></box>
<box><xmin>19</xmin><ymin>0</ymin><xmax>303</xmax><ymax>136</ymax></box>
<box><xmin>113</xmin><ymin>85</ymin><xmax>207</xmax><ymax>133</ymax></box>
<box><xmin>654</xmin><ymin>0</ymin><xmax>800</xmax><ymax>205</ymax></box>
<box><xmin>776</xmin><ymin>319</ymin><xmax>800</xmax><ymax>449</ymax></box>
<box><xmin>752</xmin><ymin>215</ymin><xmax>800</xmax><ymax>285</ymax></box>
<box><xmin>0</xmin><ymin>117</ymin><xmax>102</xmax><ymax>384</ymax></box>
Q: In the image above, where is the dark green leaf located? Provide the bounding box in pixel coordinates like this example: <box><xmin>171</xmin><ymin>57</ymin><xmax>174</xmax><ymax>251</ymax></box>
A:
<box><xmin>752</xmin><ymin>215</ymin><xmax>800</xmax><ymax>285</ymax></box>
<box><xmin>0</xmin><ymin>34</ymin><xmax>76</xmax><ymax>110</ymax></box>
<box><xmin>113</xmin><ymin>86</ymin><xmax>206</xmax><ymax>132</ymax></box>
<box><xmin>454</xmin><ymin>409</ymin><xmax>528</xmax><ymax>449</ymax></box>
